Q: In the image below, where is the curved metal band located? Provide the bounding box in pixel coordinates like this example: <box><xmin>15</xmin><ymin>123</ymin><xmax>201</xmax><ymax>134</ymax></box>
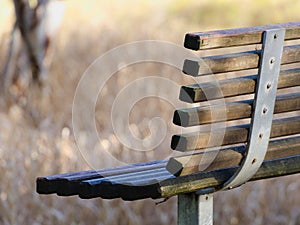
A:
<box><xmin>222</xmin><ymin>28</ymin><xmax>286</xmax><ymax>190</ymax></box>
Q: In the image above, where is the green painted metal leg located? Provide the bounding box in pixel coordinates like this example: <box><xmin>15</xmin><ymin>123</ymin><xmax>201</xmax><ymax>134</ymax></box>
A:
<box><xmin>178</xmin><ymin>193</ymin><xmax>213</xmax><ymax>225</ymax></box>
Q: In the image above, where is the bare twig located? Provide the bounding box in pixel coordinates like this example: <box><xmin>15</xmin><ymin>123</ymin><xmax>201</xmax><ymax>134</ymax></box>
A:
<box><xmin>13</xmin><ymin>0</ymin><xmax>40</xmax><ymax>82</ymax></box>
<box><xmin>1</xmin><ymin>21</ymin><xmax>18</xmax><ymax>96</ymax></box>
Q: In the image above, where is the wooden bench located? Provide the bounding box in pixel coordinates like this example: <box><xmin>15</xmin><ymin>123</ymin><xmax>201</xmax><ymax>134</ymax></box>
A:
<box><xmin>36</xmin><ymin>22</ymin><xmax>300</xmax><ymax>225</ymax></box>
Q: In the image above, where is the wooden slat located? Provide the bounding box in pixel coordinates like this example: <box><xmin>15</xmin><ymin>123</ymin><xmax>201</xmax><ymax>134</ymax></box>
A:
<box><xmin>171</xmin><ymin>116</ymin><xmax>300</xmax><ymax>151</ymax></box>
<box><xmin>167</xmin><ymin>137</ymin><xmax>300</xmax><ymax>176</ymax></box>
<box><xmin>184</xmin><ymin>22</ymin><xmax>300</xmax><ymax>50</ymax></box>
<box><xmin>174</xmin><ymin>93</ymin><xmax>300</xmax><ymax>127</ymax></box>
<box><xmin>79</xmin><ymin>168</ymin><xmax>174</xmax><ymax>200</ymax></box>
<box><xmin>37</xmin><ymin>155</ymin><xmax>300</xmax><ymax>200</ymax></box>
<box><xmin>81</xmin><ymin>154</ymin><xmax>300</xmax><ymax>200</ymax></box>
<box><xmin>36</xmin><ymin>160</ymin><xmax>166</xmax><ymax>195</ymax></box>
<box><xmin>180</xmin><ymin>68</ymin><xmax>300</xmax><ymax>103</ymax></box>
<box><xmin>160</xmin><ymin>155</ymin><xmax>300</xmax><ymax>198</ymax></box>
<box><xmin>36</xmin><ymin>170</ymin><xmax>95</xmax><ymax>195</ymax></box>
<box><xmin>183</xmin><ymin>44</ymin><xmax>300</xmax><ymax>76</ymax></box>
<box><xmin>57</xmin><ymin>161</ymin><xmax>166</xmax><ymax>196</ymax></box>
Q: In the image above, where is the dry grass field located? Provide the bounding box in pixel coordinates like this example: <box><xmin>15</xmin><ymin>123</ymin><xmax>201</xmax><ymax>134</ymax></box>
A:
<box><xmin>0</xmin><ymin>0</ymin><xmax>300</xmax><ymax>224</ymax></box>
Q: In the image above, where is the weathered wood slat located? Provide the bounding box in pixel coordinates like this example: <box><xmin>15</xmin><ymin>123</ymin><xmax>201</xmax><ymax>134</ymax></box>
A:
<box><xmin>57</xmin><ymin>162</ymin><xmax>167</xmax><ymax>196</ymax></box>
<box><xmin>184</xmin><ymin>22</ymin><xmax>300</xmax><ymax>50</ymax></box>
<box><xmin>36</xmin><ymin>170</ymin><xmax>95</xmax><ymax>195</ymax></box>
<box><xmin>171</xmin><ymin>116</ymin><xmax>300</xmax><ymax>151</ymax></box>
<box><xmin>36</xmin><ymin>160</ymin><xmax>166</xmax><ymax>195</ymax></box>
<box><xmin>79</xmin><ymin>177</ymin><xmax>170</xmax><ymax>200</ymax></box>
<box><xmin>79</xmin><ymin>168</ymin><xmax>174</xmax><ymax>200</ymax></box>
<box><xmin>81</xmin><ymin>143</ymin><xmax>300</xmax><ymax>200</ymax></box>
<box><xmin>159</xmin><ymin>154</ymin><xmax>300</xmax><ymax>198</ymax></box>
<box><xmin>167</xmin><ymin>136</ymin><xmax>300</xmax><ymax>176</ymax></box>
<box><xmin>36</xmin><ymin>154</ymin><xmax>300</xmax><ymax>200</ymax></box>
<box><xmin>84</xmin><ymin>168</ymin><xmax>167</xmax><ymax>186</ymax></box>
<box><xmin>182</xmin><ymin>45</ymin><xmax>300</xmax><ymax>76</ymax></box>
<box><xmin>174</xmin><ymin>93</ymin><xmax>300</xmax><ymax>127</ymax></box>
<box><xmin>180</xmin><ymin>68</ymin><xmax>300</xmax><ymax>103</ymax></box>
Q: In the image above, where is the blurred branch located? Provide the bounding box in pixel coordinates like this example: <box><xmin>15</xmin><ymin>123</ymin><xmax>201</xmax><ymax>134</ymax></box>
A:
<box><xmin>12</xmin><ymin>0</ymin><xmax>48</xmax><ymax>84</ymax></box>
<box><xmin>1</xmin><ymin>21</ymin><xmax>18</xmax><ymax>96</ymax></box>
<box><xmin>0</xmin><ymin>0</ymin><xmax>64</xmax><ymax>121</ymax></box>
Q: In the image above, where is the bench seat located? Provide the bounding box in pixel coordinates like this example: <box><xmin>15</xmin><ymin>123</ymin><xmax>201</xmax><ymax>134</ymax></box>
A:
<box><xmin>37</xmin><ymin>137</ymin><xmax>300</xmax><ymax>201</ymax></box>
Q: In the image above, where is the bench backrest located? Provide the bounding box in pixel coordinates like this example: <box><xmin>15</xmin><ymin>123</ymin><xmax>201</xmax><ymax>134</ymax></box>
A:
<box><xmin>165</xmin><ymin>21</ymin><xmax>300</xmax><ymax>191</ymax></box>
<box><xmin>168</xmin><ymin>22</ymin><xmax>300</xmax><ymax>225</ymax></box>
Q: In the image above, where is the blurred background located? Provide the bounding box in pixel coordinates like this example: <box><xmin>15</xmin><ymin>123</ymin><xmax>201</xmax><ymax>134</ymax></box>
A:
<box><xmin>0</xmin><ymin>0</ymin><xmax>300</xmax><ymax>224</ymax></box>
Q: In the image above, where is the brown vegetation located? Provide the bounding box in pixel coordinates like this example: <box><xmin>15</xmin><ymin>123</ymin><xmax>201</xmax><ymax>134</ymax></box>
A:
<box><xmin>0</xmin><ymin>0</ymin><xmax>299</xmax><ymax>224</ymax></box>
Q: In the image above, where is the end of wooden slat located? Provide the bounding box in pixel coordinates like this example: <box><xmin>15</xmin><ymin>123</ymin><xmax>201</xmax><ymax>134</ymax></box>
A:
<box><xmin>166</xmin><ymin>158</ymin><xmax>183</xmax><ymax>176</ymax></box>
<box><xmin>78</xmin><ymin>181</ymin><xmax>102</xmax><ymax>199</ymax></box>
<box><xmin>184</xmin><ymin>33</ymin><xmax>200</xmax><ymax>50</ymax></box>
<box><xmin>173</xmin><ymin>110</ymin><xmax>189</xmax><ymax>127</ymax></box>
<box><xmin>36</xmin><ymin>177</ymin><xmax>55</xmax><ymax>194</ymax></box>
<box><xmin>171</xmin><ymin>135</ymin><xmax>187</xmax><ymax>151</ymax></box>
<box><xmin>183</xmin><ymin>59</ymin><xmax>199</xmax><ymax>76</ymax></box>
<box><xmin>179</xmin><ymin>86</ymin><xmax>197</xmax><ymax>103</ymax></box>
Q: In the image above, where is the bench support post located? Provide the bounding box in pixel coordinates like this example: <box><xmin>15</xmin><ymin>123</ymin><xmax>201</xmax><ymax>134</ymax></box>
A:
<box><xmin>178</xmin><ymin>193</ymin><xmax>213</xmax><ymax>225</ymax></box>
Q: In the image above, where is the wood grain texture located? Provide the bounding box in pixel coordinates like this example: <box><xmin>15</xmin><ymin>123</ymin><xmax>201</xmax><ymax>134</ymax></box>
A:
<box><xmin>184</xmin><ymin>22</ymin><xmax>300</xmax><ymax>50</ymax></box>
<box><xmin>78</xmin><ymin>167</ymin><xmax>172</xmax><ymax>200</ymax></box>
<box><xmin>174</xmin><ymin>93</ymin><xmax>300</xmax><ymax>127</ymax></box>
<box><xmin>171</xmin><ymin>116</ymin><xmax>300</xmax><ymax>151</ymax></box>
<box><xmin>180</xmin><ymin>68</ymin><xmax>300</xmax><ymax>103</ymax></box>
<box><xmin>182</xmin><ymin>44</ymin><xmax>300</xmax><ymax>76</ymax></box>
<box><xmin>167</xmin><ymin>137</ymin><xmax>300</xmax><ymax>176</ymax></box>
<box><xmin>160</xmin><ymin>155</ymin><xmax>300</xmax><ymax>198</ymax></box>
<box><xmin>36</xmin><ymin>154</ymin><xmax>300</xmax><ymax>200</ymax></box>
